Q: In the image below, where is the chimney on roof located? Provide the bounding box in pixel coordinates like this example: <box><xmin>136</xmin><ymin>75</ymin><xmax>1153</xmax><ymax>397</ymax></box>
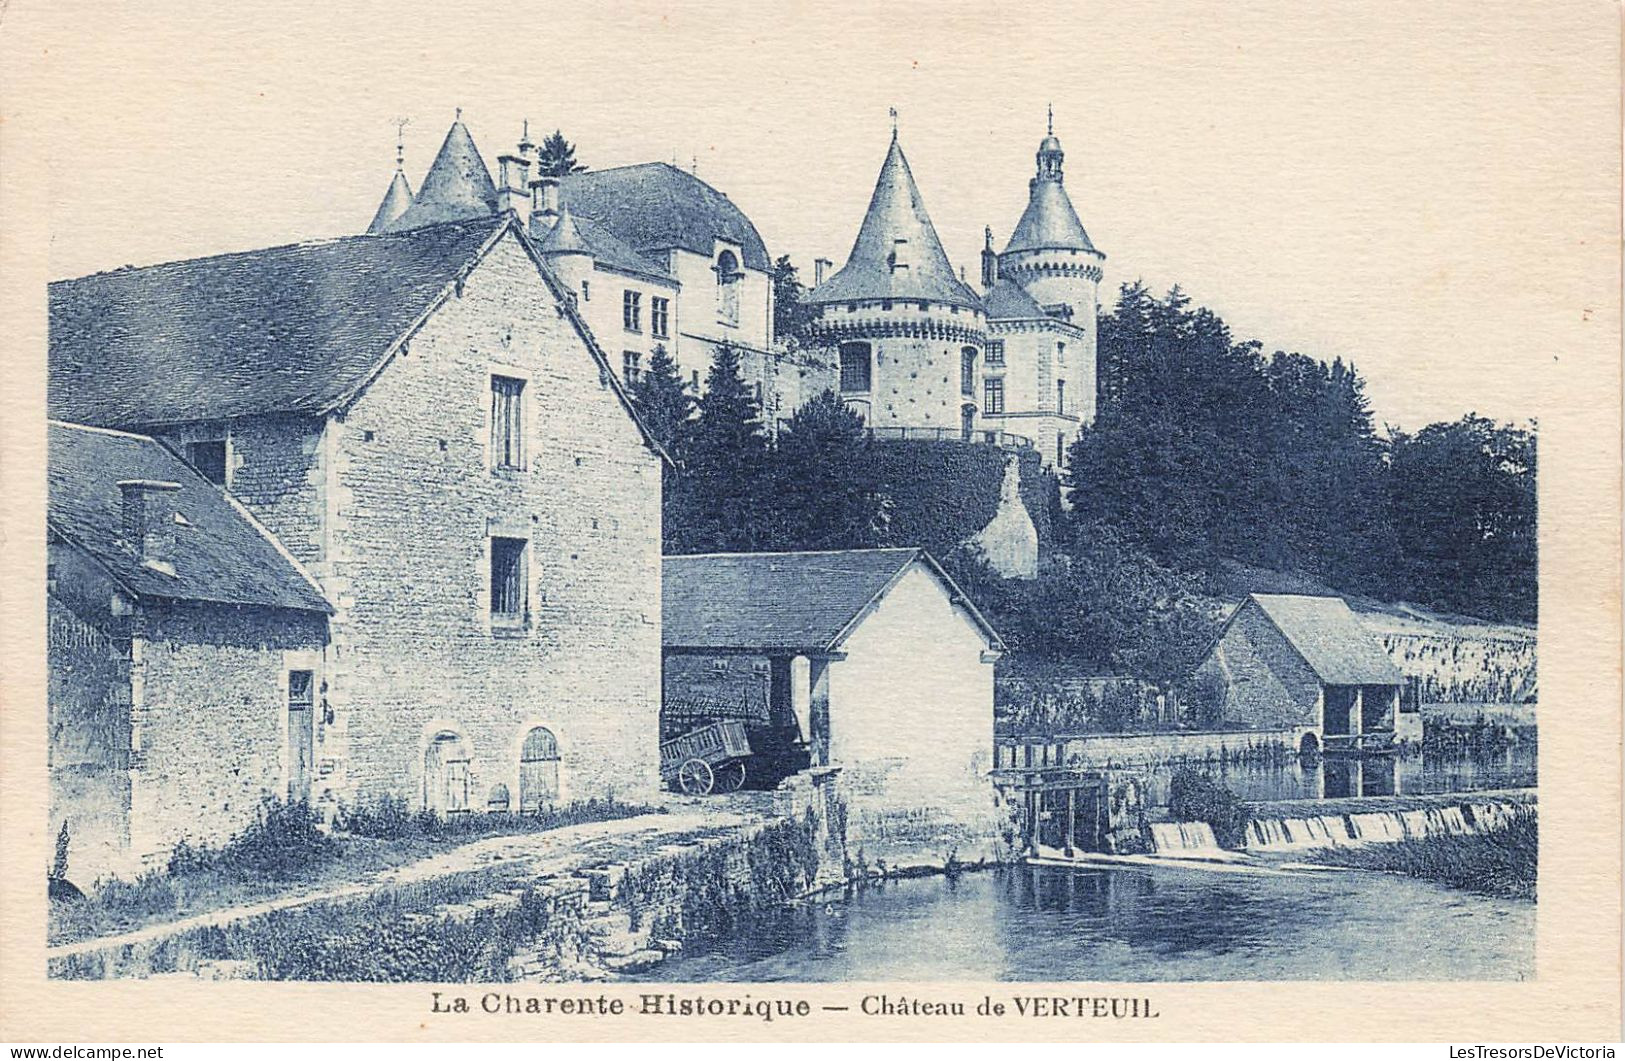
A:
<box><xmin>530</xmin><ymin>174</ymin><xmax>561</xmax><ymax>228</ymax></box>
<box><xmin>814</xmin><ymin>257</ymin><xmax>832</xmax><ymax>286</ymax></box>
<box><xmin>980</xmin><ymin>226</ymin><xmax>999</xmax><ymax>289</ymax></box>
<box><xmin>117</xmin><ymin>479</ymin><xmax>182</xmax><ymax>576</ymax></box>
<box><xmin>496</xmin><ymin>151</ymin><xmax>532</xmax><ymax>216</ymax></box>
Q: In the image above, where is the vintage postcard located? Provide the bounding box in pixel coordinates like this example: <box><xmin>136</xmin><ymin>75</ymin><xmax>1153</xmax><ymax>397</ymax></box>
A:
<box><xmin>0</xmin><ymin>0</ymin><xmax>1619</xmax><ymax>1045</ymax></box>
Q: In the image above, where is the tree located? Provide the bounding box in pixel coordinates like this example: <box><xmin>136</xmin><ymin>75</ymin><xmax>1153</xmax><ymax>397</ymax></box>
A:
<box><xmin>667</xmin><ymin>345</ymin><xmax>768</xmax><ymax>553</ymax></box>
<box><xmin>760</xmin><ymin>390</ymin><xmax>887</xmax><ymax>550</ymax></box>
<box><xmin>626</xmin><ymin>343</ymin><xmax>692</xmax><ymax>460</ymax></box>
<box><xmin>533</xmin><ymin>130</ymin><xmax>586</xmax><ymax>177</ymax></box>
<box><xmin>771</xmin><ymin>255</ymin><xmax>815</xmax><ymax>343</ymax></box>
<box><xmin>1386</xmin><ymin>415</ymin><xmax>1536</xmax><ymax>622</ymax></box>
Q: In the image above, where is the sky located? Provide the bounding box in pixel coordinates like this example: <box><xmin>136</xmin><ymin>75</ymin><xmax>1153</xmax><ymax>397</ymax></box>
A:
<box><xmin>13</xmin><ymin>0</ymin><xmax>1618</xmax><ymax>429</ymax></box>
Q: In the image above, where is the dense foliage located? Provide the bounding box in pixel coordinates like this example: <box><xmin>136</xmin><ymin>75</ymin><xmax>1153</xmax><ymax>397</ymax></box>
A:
<box><xmin>1309</xmin><ymin>807</ymin><xmax>1536</xmax><ymax>899</ymax></box>
<box><xmin>1167</xmin><ymin>768</ymin><xmax>1250</xmax><ymax>849</ymax></box>
<box><xmin>646</xmin><ymin>282</ymin><xmax>1536</xmax><ymax>693</ymax></box>
<box><xmin>532</xmin><ymin>130</ymin><xmax>586</xmax><ymax>177</ymax></box>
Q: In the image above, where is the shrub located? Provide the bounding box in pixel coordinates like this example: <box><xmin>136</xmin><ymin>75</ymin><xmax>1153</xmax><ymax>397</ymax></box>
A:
<box><xmin>1167</xmin><ymin>767</ymin><xmax>1248</xmax><ymax>848</ymax></box>
<box><xmin>335</xmin><ymin>796</ymin><xmax>659</xmax><ymax>843</ymax></box>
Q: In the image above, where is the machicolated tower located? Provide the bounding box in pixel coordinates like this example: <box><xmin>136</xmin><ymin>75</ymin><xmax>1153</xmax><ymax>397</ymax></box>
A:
<box><xmin>981</xmin><ymin>113</ymin><xmax>1106</xmax><ymax>468</ymax></box>
<box><xmin>805</xmin><ymin>130</ymin><xmax>989</xmax><ymax>440</ymax></box>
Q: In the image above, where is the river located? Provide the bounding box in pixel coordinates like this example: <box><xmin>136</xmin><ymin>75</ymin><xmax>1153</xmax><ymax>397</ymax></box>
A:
<box><xmin>639</xmin><ymin>861</ymin><xmax>1533</xmax><ymax>982</ymax></box>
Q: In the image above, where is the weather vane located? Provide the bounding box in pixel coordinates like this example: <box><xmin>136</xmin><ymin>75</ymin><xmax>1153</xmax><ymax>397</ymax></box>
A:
<box><xmin>1047</xmin><ymin>103</ymin><xmax>1054</xmax><ymax>136</ymax></box>
<box><xmin>393</xmin><ymin>116</ymin><xmax>409</xmax><ymax>169</ymax></box>
<box><xmin>889</xmin><ymin>106</ymin><xmax>898</xmax><ymax>135</ymax></box>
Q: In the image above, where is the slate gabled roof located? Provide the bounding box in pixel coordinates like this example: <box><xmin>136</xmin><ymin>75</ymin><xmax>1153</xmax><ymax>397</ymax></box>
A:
<box><xmin>662</xmin><ymin>547</ymin><xmax>1002</xmax><ymax>653</ymax></box>
<box><xmin>49</xmin><ymin>216</ymin><xmax>510</xmax><ymax>428</ymax></box>
<box><xmin>809</xmin><ymin>134</ymin><xmax>983</xmax><ymax>311</ymax></box>
<box><xmin>560</xmin><ymin>162</ymin><xmax>771</xmax><ymax>272</ymax></box>
<box><xmin>1247</xmin><ymin>593</ymin><xmax>1403</xmax><ymax>686</ymax></box>
<box><xmin>48</xmin><ymin>421</ymin><xmax>331</xmax><ymax>613</ymax></box>
<box><xmin>983</xmin><ymin>278</ymin><xmax>1046</xmax><ymax>320</ymax></box>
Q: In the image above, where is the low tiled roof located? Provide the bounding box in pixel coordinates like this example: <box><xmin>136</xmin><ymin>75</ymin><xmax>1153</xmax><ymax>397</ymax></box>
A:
<box><xmin>662</xmin><ymin>547</ymin><xmax>1001</xmax><ymax>653</ymax></box>
<box><xmin>1248</xmin><ymin>593</ymin><xmax>1403</xmax><ymax>686</ymax></box>
<box><xmin>49</xmin><ymin>216</ymin><xmax>509</xmax><ymax>427</ymax></box>
<box><xmin>48</xmin><ymin>422</ymin><xmax>331</xmax><ymax>613</ymax></box>
<box><xmin>983</xmin><ymin>279</ymin><xmax>1045</xmax><ymax>320</ymax></box>
<box><xmin>561</xmin><ymin>162</ymin><xmax>771</xmax><ymax>272</ymax></box>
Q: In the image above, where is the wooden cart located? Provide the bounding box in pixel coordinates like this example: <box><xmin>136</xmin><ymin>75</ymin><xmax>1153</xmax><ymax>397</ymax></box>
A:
<box><xmin>660</xmin><ymin>719</ymin><xmax>752</xmax><ymax>794</ymax></box>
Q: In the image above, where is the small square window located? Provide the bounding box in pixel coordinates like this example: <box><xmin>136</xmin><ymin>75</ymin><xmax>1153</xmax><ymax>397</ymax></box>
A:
<box><xmin>623</xmin><ymin>351</ymin><xmax>642</xmax><ymax>385</ymax></box>
<box><xmin>185</xmin><ymin>439</ymin><xmax>228</xmax><ymax>486</ymax></box>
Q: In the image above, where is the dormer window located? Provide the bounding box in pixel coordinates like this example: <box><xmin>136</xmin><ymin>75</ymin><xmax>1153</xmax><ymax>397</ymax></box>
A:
<box><xmin>716</xmin><ymin>250</ymin><xmax>741</xmax><ymax>326</ymax></box>
<box><xmin>891</xmin><ymin>238</ymin><xmax>910</xmax><ymax>271</ymax></box>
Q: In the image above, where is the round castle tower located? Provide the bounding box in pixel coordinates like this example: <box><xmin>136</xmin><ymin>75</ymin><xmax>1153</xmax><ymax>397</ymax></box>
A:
<box><xmin>996</xmin><ymin>120</ymin><xmax>1105</xmax><ymax>360</ymax></box>
<box><xmin>805</xmin><ymin>131</ymin><xmax>989</xmax><ymax>439</ymax></box>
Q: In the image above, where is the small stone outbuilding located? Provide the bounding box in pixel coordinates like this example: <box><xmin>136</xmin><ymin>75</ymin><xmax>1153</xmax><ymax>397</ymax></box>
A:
<box><xmin>1194</xmin><ymin>593</ymin><xmax>1408</xmax><ymax>750</ymax></box>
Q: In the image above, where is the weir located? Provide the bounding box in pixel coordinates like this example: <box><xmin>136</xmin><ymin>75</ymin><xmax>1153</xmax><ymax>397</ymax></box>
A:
<box><xmin>1243</xmin><ymin>798</ymin><xmax>1527</xmax><ymax>852</ymax></box>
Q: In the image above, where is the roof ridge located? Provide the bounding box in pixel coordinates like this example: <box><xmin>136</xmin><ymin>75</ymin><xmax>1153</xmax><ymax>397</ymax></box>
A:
<box><xmin>47</xmin><ymin>419</ymin><xmax>160</xmax><ymax>442</ymax></box>
<box><xmin>51</xmin><ymin>216</ymin><xmax>506</xmax><ymax>286</ymax></box>
<box><xmin>665</xmin><ymin>547</ymin><xmax>919</xmax><ymax>560</ymax></box>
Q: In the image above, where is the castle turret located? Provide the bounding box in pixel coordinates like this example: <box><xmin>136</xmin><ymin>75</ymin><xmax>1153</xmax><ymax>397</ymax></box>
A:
<box><xmin>366</xmin><ymin>130</ymin><xmax>415</xmax><ymax>234</ymax></box>
<box><xmin>536</xmin><ymin>204</ymin><xmax>594</xmax><ymax>302</ymax></box>
<box><xmin>998</xmin><ymin>113</ymin><xmax>1105</xmax><ymax>329</ymax></box>
<box><xmin>805</xmin><ymin>128</ymin><xmax>986</xmax><ymax>438</ymax></box>
<box><xmin>381</xmin><ymin>112</ymin><xmax>499</xmax><ymax>233</ymax></box>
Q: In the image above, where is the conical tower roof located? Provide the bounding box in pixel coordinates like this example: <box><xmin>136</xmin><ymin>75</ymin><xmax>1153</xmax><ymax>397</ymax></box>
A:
<box><xmin>810</xmin><ymin>134</ymin><xmax>982</xmax><ymax>310</ymax></box>
<box><xmin>366</xmin><ymin>170</ymin><xmax>414</xmax><ymax>234</ymax></box>
<box><xmin>538</xmin><ymin>204</ymin><xmax>590</xmax><ymax>256</ymax></box>
<box><xmin>1003</xmin><ymin>130</ymin><xmax>1099</xmax><ymax>256</ymax></box>
<box><xmin>385</xmin><ymin>118</ymin><xmax>498</xmax><ymax>232</ymax></box>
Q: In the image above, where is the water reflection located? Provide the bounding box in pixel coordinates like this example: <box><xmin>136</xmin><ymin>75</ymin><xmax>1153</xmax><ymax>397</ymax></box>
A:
<box><xmin>640</xmin><ymin>864</ymin><xmax>1533</xmax><ymax>983</ymax></box>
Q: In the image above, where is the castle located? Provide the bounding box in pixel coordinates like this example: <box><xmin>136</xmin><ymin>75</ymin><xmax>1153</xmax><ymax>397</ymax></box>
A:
<box><xmin>365</xmin><ymin>112</ymin><xmax>1105</xmax><ymax>470</ymax></box>
<box><xmin>807</xmin><ymin>113</ymin><xmax>1104</xmax><ymax>470</ymax></box>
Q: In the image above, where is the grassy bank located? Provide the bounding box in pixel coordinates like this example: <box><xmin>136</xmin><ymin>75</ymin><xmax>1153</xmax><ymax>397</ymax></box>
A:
<box><xmin>1306</xmin><ymin>810</ymin><xmax>1536</xmax><ymax>900</ymax></box>
<box><xmin>50</xmin><ymin>797</ymin><xmax>657</xmax><ymax>947</ymax></box>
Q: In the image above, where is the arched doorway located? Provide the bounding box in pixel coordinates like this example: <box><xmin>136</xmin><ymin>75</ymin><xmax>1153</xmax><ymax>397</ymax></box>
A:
<box><xmin>519</xmin><ymin>727</ymin><xmax>561</xmax><ymax>812</ymax></box>
<box><xmin>423</xmin><ymin>730</ymin><xmax>471</xmax><ymax>816</ymax></box>
<box><xmin>1299</xmin><ymin>731</ymin><xmax>1322</xmax><ymax>759</ymax></box>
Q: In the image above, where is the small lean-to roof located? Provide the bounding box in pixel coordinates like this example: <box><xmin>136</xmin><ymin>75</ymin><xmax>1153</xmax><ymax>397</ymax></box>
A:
<box><xmin>808</xmin><ymin>134</ymin><xmax>983</xmax><ymax>311</ymax></box>
<box><xmin>983</xmin><ymin>278</ymin><xmax>1046</xmax><ymax>320</ymax></box>
<box><xmin>1245</xmin><ymin>593</ymin><xmax>1404</xmax><ymax>686</ymax></box>
<box><xmin>561</xmin><ymin>162</ymin><xmax>771</xmax><ymax>272</ymax></box>
<box><xmin>49</xmin><ymin>216</ymin><xmax>510</xmax><ymax>427</ymax></box>
<box><xmin>662</xmin><ymin>547</ymin><xmax>1002</xmax><ymax>653</ymax></box>
<box><xmin>48</xmin><ymin>422</ymin><xmax>332</xmax><ymax>613</ymax></box>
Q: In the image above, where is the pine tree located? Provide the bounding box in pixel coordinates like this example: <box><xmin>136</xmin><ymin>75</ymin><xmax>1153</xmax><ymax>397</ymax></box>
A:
<box><xmin>771</xmin><ymin>255</ymin><xmax>814</xmax><ymax>343</ymax></box>
<box><xmin>762</xmin><ymin>390</ymin><xmax>887</xmax><ymax>549</ymax></box>
<box><xmin>669</xmin><ymin>345</ymin><xmax>767</xmax><ymax>552</ymax></box>
<box><xmin>534</xmin><ymin>130</ymin><xmax>586</xmax><ymax>177</ymax></box>
<box><xmin>626</xmin><ymin>343</ymin><xmax>693</xmax><ymax>461</ymax></box>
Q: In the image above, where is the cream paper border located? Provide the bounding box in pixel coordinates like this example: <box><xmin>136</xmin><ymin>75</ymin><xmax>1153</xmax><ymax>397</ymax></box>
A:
<box><xmin>0</xmin><ymin>0</ymin><xmax>1619</xmax><ymax>1043</ymax></box>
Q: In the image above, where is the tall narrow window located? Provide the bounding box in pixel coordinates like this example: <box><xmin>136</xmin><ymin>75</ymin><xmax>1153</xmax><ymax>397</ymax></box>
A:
<box><xmin>1057</xmin><ymin>379</ymin><xmax>1066</xmax><ymax>415</ymax></box>
<box><xmin>983</xmin><ymin>377</ymin><xmax>1005</xmax><ymax>415</ymax></box>
<box><xmin>490</xmin><ymin>536</ymin><xmax>528</xmax><ymax>624</ymax></box>
<box><xmin>287</xmin><ymin>670</ymin><xmax>314</xmax><ymax>803</ymax></box>
<box><xmin>185</xmin><ymin>439</ymin><xmax>228</xmax><ymax>486</ymax></box>
<box><xmin>839</xmin><ymin>342</ymin><xmax>871</xmax><ymax>393</ymax></box>
<box><xmin>1057</xmin><ymin>340</ymin><xmax>1067</xmax><ymax>363</ymax></box>
<box><xmin>490</xmin><ymin>375</ymin><xmax>525</xmax><ymax>469</ymax></box>
<box><xmin>622</xmin><ymin>290</ymin><xmax>642</xmax><ymax>332</ymax></box>
<box><xmin>622</xmin><ymin>351</ymin><xmax>642</xmax><ymax>385</ymax></box>
<box><xmin>716</xmin><ymin>251</ymin><xmax>740</xmax><ymax>325</ymax></box>
<box><xmin>1057</xmin><ymin>433</ymin><xmax>1065</xmax><ymax>466</ymax></box>
<box><xmin>651</xmin><ymin>296</ymin><xmax>670</xmax><ymax>339</ymax></box>
<box><xmin>960</xmin><ymin>346</ymin><xmax>977</xmax><ymax>397</ymax></box>
<box><xmin>581</xmin><ymin>280</ymin><xmax>590</xmax><ymax>302</ymax></box>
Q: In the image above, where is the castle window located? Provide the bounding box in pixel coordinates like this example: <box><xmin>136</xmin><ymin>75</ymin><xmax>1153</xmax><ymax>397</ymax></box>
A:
<box><xmin>716</xmin><ymin>250</ymin><xmax>740</xmax><ymax>325</ymax></box>
<box><xmin>490</xmin><ymin>536</ymin><xmax>528</xmax><ymax>624</ymax></box>
<box><xmin>581</xmin><ymin>280</ymin><xmax>590</xmax><ymax>302</ymax></box>
<box><xmin>490</xmin><ymin>375</ymin><xmax>526</xmax><ymax>470</ymax></box>
<box><xmin>1057</xmin><ymin>379</ymin><xmax>1066</xmax><ymax>415</ymax></box>
<box><xmin>184</xmin><ymin>439</ymin><xmax>228</xmax><ymax>486</ymax></box>
<box><xmin>622</xmin><ymin>290</ymin><xmax>642</xmax><ymax>332</ymax></box>
<box><xmin>622</xmin><ymin>351</ymin><xmax>642</xmax><ymax>385</ymax></box>
<box><xmin>960</xmin><ymin>347</ymin><xmax>978</xmax><ymax>397</ymax></box>
<box><xmin>651</xmin><ymin>296</ymin><xmax>670</xmax><ymax>339</ymax></box>
<box><xmin>839</xmin><ymin>342</ymin><xmax>872</xmax><ymax>393</ymax></box>
<box><xmin>984</xmin><ymin>377</ymin><xmax>1005</xmax><ymax>415</ymax></box>
<box><xmin>881</xmin><ymin>300</ymin><xmax>893</xmax><ymax>311</ymax></box>
<box><xmin>1057</xmin><ymin>433</ymin><xmax>1066</xmax><ymax>466</ymax></box>
<box><xmin>985</xmin><ymin>340</ymin><xmax>1005</xmax><ymax>367</ymax></box>
<box><xmin>1057</xmin><ymin>340</ymin><xmax>1067</xmax><ymax>363</ymax></box>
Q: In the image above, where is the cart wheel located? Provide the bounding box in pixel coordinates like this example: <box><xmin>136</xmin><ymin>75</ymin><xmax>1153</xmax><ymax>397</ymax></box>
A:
<box><xmin>677</xmin><ymin>758</ymin><xmax>714</xmax><ymax>795</ymax></box>
<box><xmin>717</xmin><ymin>761</ymin><xmax>747</xmax><ymax>793</ymax></box>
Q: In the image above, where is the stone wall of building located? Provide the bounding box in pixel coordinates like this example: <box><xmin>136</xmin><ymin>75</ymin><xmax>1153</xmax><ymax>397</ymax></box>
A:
<box><xmin>126</xmin><ymin>602</ymin><xmax>328</xmax><ymax>868</ymax></box>
<box><xmin>322</xmin><ymin>230</ymin><xmax>664</xmax><ymax>812</ymax></box>
<box><xmin>1195</xmin><ymin>602</ymin><xmax>1323</xmax><ymax>729</ymax></box>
